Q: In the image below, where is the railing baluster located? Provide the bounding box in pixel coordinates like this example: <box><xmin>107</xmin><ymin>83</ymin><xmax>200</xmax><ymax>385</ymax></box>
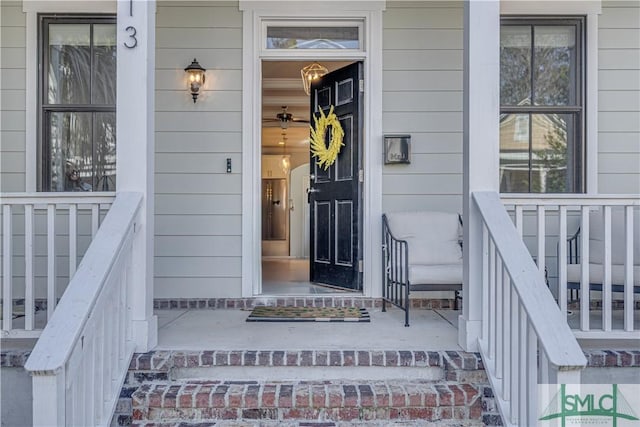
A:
<box><xmin>526</xmin><ymin>322</ymin><xmax>538</xmax><ymax>426</ymax></box>
<box><xmin>510</xmin><ymin>287</ymin><xmax>518</xmax><ymax>424</ymax></box>
<box><xmin>91</xmin><ymin>204</ymin><xmax>100</xmax><ymax>239</ymax></box>
<box><xmin>495</xmin><ymin>255</ymin><xmax>503</xmax><ymax>381</ymax></box>
<box><xmin>488</xmin><ymin>239</ymin><xmax>496</xmax><ymax>368</ymax></box>
<box><xmin>580</xmin><ymin>206</ymin><xmax>590</xmax><ymax>331</ymax></box>
<box><xmin>25</xmin><ymin>204</ymin><xmax>35</xmax><ymax>330</ymax></box>
<box><xmin>2</xmin><ymin>205</ymin><xmax>13</xmax><ymax>331</ymax></box>
<box><xmin>69</xmin><ymin>204</ymin><xmax>78</xmax><ymax>278</ymax></box>
<box><xmin>502</xmin><ymin>268</ymin><xmax>510</xmax><ymax>402</ymax></box>
<box><xmin>602</xmin><ymin>206</ymin><xmax>612</xmax><ymax>331</ymax></box>
<box><xmin>47</xmin><ymin>204</ymin><xmax>57</xmax><ymax>319</ymax></box>
<box><xmin>86</xmin><ymin>333</ymin><xmax>96</xmax><ymax>425</ymax></box>
<box><xmin>518</xmin><ymin>303</ymin><xmax>527</xmax><ymax>427</ymax></box>
<box><xmin>624</xmin><ymin>205</ymin><xmax>634</xmax><ymax>332</ymax></box>
<box><xmin>515</xmin><ymin>205</ymin><xmax>523</xmax><ymax>237</ymax></box>
<box><xmin>558</xmin><ymin>206</ymin><xmax>568</xmax><ymax>315</ymax></box>
<box><xmin>537</xmin><ymin>205</ymin><xmax>546</xmax><ymax>277</ymax></box>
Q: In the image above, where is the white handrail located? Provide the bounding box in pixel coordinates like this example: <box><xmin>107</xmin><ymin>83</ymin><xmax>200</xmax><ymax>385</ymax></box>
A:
<box><xmin>473</xmin><ymin>191</ymin><xmax>586</xmax><ymax>426</ymax></box>
<box><xmin>1</xmin><ymin>193</ymin><xmax>115</xmax><ymax>337</ymax></box>
<box><xmin>24</xmin><ymin>192</ymin><xmax>142</xmax><ymax>426</ymax></box>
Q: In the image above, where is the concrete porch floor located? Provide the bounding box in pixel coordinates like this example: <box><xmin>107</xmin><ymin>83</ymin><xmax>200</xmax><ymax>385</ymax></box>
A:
<box><xmin>154</xmin><ymin>307</ymin><xmax>463</xmax><ymax>351</ymax></box>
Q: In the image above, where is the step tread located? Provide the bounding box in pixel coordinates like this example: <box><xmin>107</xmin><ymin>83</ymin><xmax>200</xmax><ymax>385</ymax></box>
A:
<box><xmin>129</xmin><ymin>350</ymin><xmax>484</xmax><ymax>371</ymax></box>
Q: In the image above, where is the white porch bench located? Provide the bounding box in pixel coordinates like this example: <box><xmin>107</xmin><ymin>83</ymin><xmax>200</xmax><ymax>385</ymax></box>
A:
<box><xmin>565</xmin><ymin>209</ymin><xmax>640</xmax><ymax>299</ymax></box>
<box><xmin>382</xmin><ymin>211</ymin><xmax>463</xmax><ymax>327</ymax></box>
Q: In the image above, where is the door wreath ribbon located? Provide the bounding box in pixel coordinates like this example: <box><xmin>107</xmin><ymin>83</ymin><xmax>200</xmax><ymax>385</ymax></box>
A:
<box><xmin>310</xmin><ymin>106</ymin><xmax>344</xmax><ymax>170</ymax></box>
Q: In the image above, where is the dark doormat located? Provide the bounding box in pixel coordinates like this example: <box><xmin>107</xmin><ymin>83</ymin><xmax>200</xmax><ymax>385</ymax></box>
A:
<box><xmin>246</xmin><ymin>306</ymin><xmax>370</xmax><ymax>322</ymax></box>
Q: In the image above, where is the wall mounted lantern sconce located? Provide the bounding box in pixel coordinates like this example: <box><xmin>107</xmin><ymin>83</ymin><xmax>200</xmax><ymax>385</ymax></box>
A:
<box><xmin>184</xmin><ymin>58</ymin><xmax>206</xmax><ymax>103</ymax></box>
<box><xmin>300</xmin><ymin>62</ymin><xmax>328</xmax><ymax>96</ymax></box>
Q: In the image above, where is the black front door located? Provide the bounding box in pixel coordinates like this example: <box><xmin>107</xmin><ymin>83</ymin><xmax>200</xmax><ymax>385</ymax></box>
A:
<box><xmin>308</xmin><ymin>62</ymin><xmax>363</xmax><ymax>290</ymax></box>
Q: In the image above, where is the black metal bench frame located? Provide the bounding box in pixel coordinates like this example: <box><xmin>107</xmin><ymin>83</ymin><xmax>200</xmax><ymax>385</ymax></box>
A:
<box><xmin>381</xmin><ymin>213</ymin><xmax>462</xmax><ymax>327</ymax></box>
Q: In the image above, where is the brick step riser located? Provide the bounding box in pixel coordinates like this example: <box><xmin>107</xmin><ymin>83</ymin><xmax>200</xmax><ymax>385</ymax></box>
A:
<box><xmin>131</xmin><ymin>381</ymin><xmax>483</xmax><ymax>424</ymax></box>
<box><xmin>113</xmin><ymin>350</ymin><xmax>502</xmax><ymax>426</ymax></box>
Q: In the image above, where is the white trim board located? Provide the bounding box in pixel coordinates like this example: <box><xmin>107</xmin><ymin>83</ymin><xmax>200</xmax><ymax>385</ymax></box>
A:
<box><xmin>240</xmin><ymin>1</ymin><xmax>385</xmax><ymax>298</ymax></box>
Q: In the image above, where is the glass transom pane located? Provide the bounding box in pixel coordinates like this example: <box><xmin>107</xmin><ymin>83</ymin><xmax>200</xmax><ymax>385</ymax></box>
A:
<box><xmin>266</xmin><ymin>26</ymin><xmax>360</xmax><ymax>49</ymax></box>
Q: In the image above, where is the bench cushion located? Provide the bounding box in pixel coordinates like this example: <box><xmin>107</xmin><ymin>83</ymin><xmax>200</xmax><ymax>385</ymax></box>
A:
<box><xmin>566</xmin><ymin>263</ymin><xmax>640</xmax><ymax>287</ymax></box>
<box><xmin>409</xmin><ymin>264</ymin><xmax>463</xmax><ymax>285</ymax></box>
<box><xmin>587</xmin><ymin>209</ymin><xmax>640</xmax><ymax>265</ymax></box>
<box><xmin>385</xmin><ymin>211</ymin><xmax>462</xmax><ymax>265</ymax></box>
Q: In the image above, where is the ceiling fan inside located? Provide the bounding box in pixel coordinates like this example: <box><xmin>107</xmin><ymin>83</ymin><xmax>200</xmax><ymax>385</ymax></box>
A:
<box><xmin>263</xmin><ymin>106</ymin><xmax>310</xmax><ymax>129</ymax></box>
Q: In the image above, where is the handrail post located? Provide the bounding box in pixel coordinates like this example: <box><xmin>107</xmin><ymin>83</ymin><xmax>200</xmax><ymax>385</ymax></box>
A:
<box><xmin>31</xmin><ymin>369</ymin><xmax>66</xmax><ymax>426</ymax></box>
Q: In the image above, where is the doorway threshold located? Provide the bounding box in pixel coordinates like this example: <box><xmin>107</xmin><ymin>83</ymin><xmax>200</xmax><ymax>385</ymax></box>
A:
<box><xmin>262</xmin><ymin>257</ymin><xmax>361</xmax><ymax>296</ymax></box>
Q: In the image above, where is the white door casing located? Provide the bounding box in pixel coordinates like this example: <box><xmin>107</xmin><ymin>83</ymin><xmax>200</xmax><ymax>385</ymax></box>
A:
<box><xmin>239</xmin><ymin>1</ymin><xmax>385</xmax><ymax>297</ymax></box>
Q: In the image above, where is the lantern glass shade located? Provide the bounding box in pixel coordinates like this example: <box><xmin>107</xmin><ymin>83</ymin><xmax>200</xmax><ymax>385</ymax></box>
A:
<box><xmin>184</xmin><ymin>58</ymin><xmax>206</xmax><ymax>103</ymax></box>
<box><xmin>300</xmin><ymin>62</ymin><xmax>328</xmax><ymax>95</ymax></box>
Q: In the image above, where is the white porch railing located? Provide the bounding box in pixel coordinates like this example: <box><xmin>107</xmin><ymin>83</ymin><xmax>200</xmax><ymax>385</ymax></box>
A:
<box><xmin>473</xmin><ymin>191</ymin><xmax>586</xmax><ymax>427</ymax></box>
<box><xmin>502</xmin><ymin>195</ymin><xmax>639</xmax><ymax>340</ymax></box>
<box><xmin>1</xmin><ymin>193</ymin><xmax>115</xmax><ymax>338</ymax></box>
<box><xmin>24</xmin><ymin>192</ymin><xmax>142</xmax><ymax>427</ymax></box>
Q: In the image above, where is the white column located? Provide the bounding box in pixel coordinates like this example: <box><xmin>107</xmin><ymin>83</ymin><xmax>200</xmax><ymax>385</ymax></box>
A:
<box><xmin>459</xmin><ymin>0</ymin><xmax>500</xmax><ymax>352</ymax></box>
<box><xmin>116</xmin><ymin>0</ymin><xmax>158</xmax><ymax>352</ymax></box>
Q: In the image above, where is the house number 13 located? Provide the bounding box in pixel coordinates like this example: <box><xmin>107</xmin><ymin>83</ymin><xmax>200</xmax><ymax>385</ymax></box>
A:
<box><xmin>124</xmin><ymin>0</ymin><xmax>137</xmax><ymax>49</ymax></box>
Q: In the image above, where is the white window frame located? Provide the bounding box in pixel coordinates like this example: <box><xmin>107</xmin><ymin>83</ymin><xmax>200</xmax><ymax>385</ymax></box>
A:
<box><xmin>500</xmin><ymin>0</ymin><xmax>601</xmax><ymax>194</ymax></box>
<box><xmin>239</xmin><ymin>1</ymin><xmax>385</xmax><ymax>297</ymax></box>
<box><xmin>23</xmin><ymin>1</ymin><xmax>116</xmax><ymax>192</ymax></box>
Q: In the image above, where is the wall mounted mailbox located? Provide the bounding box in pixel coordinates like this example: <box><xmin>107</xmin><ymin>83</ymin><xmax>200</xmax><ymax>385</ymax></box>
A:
<box><xmin>384</xmin><ymin>135</ymin><xmax>411</xmax><ymax>164</ymax></box>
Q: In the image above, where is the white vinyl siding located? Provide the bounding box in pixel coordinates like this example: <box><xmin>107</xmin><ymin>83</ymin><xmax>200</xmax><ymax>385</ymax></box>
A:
<box><xmin>154</xmin><ymin>1</ymin><xmax>243</xmax><ymax>298</ymax></box>
<box><xmin>382</xmin><ymin>1</ymin><xmax>463</xmax><ymax>213</ymax></box>
<box><xmin>0</xmin><ymin>2</ymin><xmax>26</xmax><ymax>191</ymax></box>
<box><xmin>598</xmin><ymin>1</ymin><xmax>640</xmax><ymax>194</ymax></box>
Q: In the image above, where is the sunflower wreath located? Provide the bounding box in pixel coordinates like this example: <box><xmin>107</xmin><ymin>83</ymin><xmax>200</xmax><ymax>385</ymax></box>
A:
<box><xmin>310</xmin><ymin>106</ymin><xmax>345</xmax><ymax>170</ymax></box>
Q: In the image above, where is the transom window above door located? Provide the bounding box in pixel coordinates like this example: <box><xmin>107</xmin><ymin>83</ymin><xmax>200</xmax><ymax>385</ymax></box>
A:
<box><xmin>499</xmin><ymin>17</ymin><xmax>585</xmax><ymax>194</ymax></box>
<box><xmin>263</xmin><ymin>21</ymin><xmax>363</xmax><ymax>51</ymax></box>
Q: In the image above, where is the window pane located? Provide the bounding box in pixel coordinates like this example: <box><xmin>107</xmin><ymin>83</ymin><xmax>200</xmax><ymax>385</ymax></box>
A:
<box><xmin>500</xmin><ymin>26</ymin><xmax>531</xmax><ymax>106</ymax></box>
<box><xmin>49</xmin><ymin>112</ymin><xmax>93</xmax><ymax>191</ymax></box>
<box><xmin>531</xmin><ymin>113</ymin><xmax>576</xmax><ymax>193</ymax></box>
<box><xmin>95</xmin><ymin>113</ymin><xmax>117</xmax><ymax>191</ymax></box>
<box><xmin>500</xmin><ymin>114</ymin><xmax>531</xmax><ymax>192</ymax></box>
<box><xmin>48</xmin><ymin>24</ymin><xmax>91</xmax><ymax>104</ymax></box>
<box><xmin>266</xmin><ymin>26</ymin><xmax>359</xmax><ymax>49</ymax></box>
<box><xmin>534</xmin><ymin>26</ymin><xmax>576</xmax><ymax>106</ymax></box>
<box><xmin>93</xmin><ymin>24</ymin><xmax>117</xmax><ymax>104</ymax></box>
